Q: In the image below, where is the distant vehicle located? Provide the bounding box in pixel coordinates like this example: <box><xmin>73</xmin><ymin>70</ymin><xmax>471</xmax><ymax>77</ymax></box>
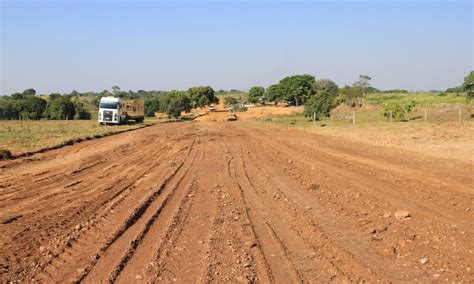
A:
<box><xmin>227</xmin><ymin>112</ymin><xmax>237</xmax><ymax>121</ymax></box>
<box><xmin>287</xmin><ymin>101</ymin><xmax>296</xmax><ymax>106</ymax></box>
<box><xmin>209</xmin><ymin>104</ymin><xmax>216</xmax><ymax>112</ymax></box>
<box><xmin>98</xmin><ymin>96</ymin><xmax>144</xmax><ymax>124</ymax></box>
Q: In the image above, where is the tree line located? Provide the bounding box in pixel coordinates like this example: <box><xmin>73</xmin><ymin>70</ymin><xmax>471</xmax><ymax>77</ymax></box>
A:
<box><xmin>245</xmin><ymin>70</ymin><xmax>473</xmax><ymax>121</ymax></box>
<box><xmin>246</xmin><ymin>74</ymin><xmax>373</xmax><ymax>120</ymax></box>
<box><xmin>2</xmin><ymin>70</ymin><xmax>472</xmax><ymax>121</ymax></box>
<box><xmin>0</xmin><ymin>89</ymin><xmax>91</xmax><ymax>120</ymax></box>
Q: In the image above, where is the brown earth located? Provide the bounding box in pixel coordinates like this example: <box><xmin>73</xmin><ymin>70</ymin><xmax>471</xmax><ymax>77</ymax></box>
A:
<box><xmin>0</xmin><ymin>119</ymin><xmax>473</xmax><ymax>283</ymax></box>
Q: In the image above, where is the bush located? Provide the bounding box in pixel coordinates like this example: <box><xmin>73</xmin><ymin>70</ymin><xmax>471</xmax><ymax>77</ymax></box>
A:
<box><xmin>303</xmin><ymin>90</ymin><xmax>335</xmax><ymax>120</ymax></box>
<box><xmin>382</xmin><ymin>100</ymin><xmax>417</xmax><ymax>121</ymax></box>
<box><xmin>159</xmin><ymin>91</ymin><xmax>191</xmax><ymax>118</ymax></box>
<box><xmin>224</xmin><ymin>96</ymin><xmax>239</xmax><ymax>106</ymax></box>
<box><xmin>0</xmin><ymin>99</ymin><xmax>20</xmax><ymax>120</ymax></box>
<box><xmin>234</xmin><ymin>105</ymin><xmax>248</xmax><ymax>112</ymax></box>
<box><xmin>74</xmin><ymin>102</ymin><xmax>92</xmax><ymax>120</ymax></box>
<box><xmin>44</xmin><ymin>96</ymin><xmax>76</xmax><ymax>120</ymax></box>
<box><xmin>20</xmin><ymin>96</ymin><xmax>47</xmax><ymax>120</ymax></box>
<box><xmin>248</xmin><ymin>86</ymin><xmax>265</xmax><ymax>103</ymax></box>
<box><xmin>144</xmin><ymin>96</ymin><xmax>160</xmax><ymax>116</ymax></box>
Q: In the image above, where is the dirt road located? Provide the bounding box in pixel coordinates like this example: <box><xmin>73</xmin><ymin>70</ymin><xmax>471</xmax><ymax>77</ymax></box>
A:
<box><xmin>1</xmin><ymin>121</ymin><xmax>473</xmax><ymax>282</ymax></box>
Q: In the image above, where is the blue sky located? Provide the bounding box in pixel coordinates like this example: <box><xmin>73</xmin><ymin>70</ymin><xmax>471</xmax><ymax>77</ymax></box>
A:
<box><xmin>1</xmin><ymin>0</ymin><xmax>472</xmax><ymax>94</ymax></box>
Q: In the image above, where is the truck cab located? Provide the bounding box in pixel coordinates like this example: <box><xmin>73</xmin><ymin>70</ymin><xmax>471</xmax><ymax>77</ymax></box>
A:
<box><xmin>98</xmin><ymin>96</ymin><xmax>122</xmax><ymax>124</ymax></box>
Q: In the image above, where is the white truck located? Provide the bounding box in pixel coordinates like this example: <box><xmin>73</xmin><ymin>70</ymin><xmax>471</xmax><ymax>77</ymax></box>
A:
<box><xmin>98</xmin><ymin>96</ymin><xmax>144</xmax><ymax>124</ymax></box>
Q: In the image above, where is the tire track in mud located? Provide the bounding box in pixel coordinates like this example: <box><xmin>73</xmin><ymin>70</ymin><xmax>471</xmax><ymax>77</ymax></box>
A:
<box><xmin>138</xmin><ymin>138</ymin><xmax>219</xmax><ymax>283</ymax></box>
<box><xmin>101</xmin><ymin>143</ymin><xmax>201</xmax><ymax>282</ymax></box>
<box><xmin>236</xmin><ymin>141</ymin><xmax>377</xmax><ymax>282</ymax></box>
<box><xmin>42</xmin><ymin>139</ymin><xmax>197</xmax><ymax>283</ymax></box>
<box><xmin>2</xmin><ymin>121</ymin><xmax>473</xmax><ymax>283</ymax></box>
<box><xmin>205</xmin><ymin>140</ymin><xmax>275</xmax><ymax>283</ymax></box>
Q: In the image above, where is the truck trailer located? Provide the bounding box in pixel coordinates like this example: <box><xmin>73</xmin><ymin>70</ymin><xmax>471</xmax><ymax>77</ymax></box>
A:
<box><xmin>98</xmin><ymin>96</ymin><xmax>144</xmax><ymax>124</ymax></box>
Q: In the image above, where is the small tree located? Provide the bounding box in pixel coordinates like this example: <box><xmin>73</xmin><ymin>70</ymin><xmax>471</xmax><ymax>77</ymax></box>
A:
<box><xmin>304</xmin><ymin>88</ymin><xmax>337</xmax><ymax>120</ymax></box>
<box><xmin>112</xmin><ymin>86</ymin><xmax>121</xmax><ymax>97</ymax></box>
<box><xmin>20</xmin><ymin>96</ymin><xmax>47</xmax><ymax>119</ymax></box>
<box><xmin>74</xmin><ymin>102</ymin><xmax>91</xmax><ymax>120</ymax></box>
<box><xmin>144</xmin><ymin>96</ymin><xmax>161</xmax><ymax>116</ymax></box>
<box><xmin>160</xmin><ymin>90</ymin><xmax>191</xmax><ymax>118</ymax></box>
<box><xmin>382</xmin><ymin>101</ymin><xmax>417</xmax><ymax>121</ymax></box>
<box><xmin>22</xmin><ymin>88</ymin><xmax>36</xmax><ymax>97</ymax></box>
<box><xmin>44</xmin><ymin>96</ymin><xmax>76</xmax><ymax>120</ymax></box>
<box><xmin>188</xmin><ymin>86</ymin><xmax>216</xmax><ymax>109</ymax></box>
<box><xmin>314</xmin><ymin>79</ymin><xmax>338</xmax><ymax>97</ymax></box>
<box><xmin>248</xmin><ymin>86</ymin><xmax>265</xmax><ymax>103</ymax></box>
<box><xmin>353</xmin><ymin>75</ymin><xmax>371</xmax><ymax>106</ymax></box>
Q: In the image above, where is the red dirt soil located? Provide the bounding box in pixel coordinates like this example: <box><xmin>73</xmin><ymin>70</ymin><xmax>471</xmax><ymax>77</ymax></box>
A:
<box><xmin>0</xmin><ymin>120</ymin><xmax>473</xmax><ymax>282</ymax></box>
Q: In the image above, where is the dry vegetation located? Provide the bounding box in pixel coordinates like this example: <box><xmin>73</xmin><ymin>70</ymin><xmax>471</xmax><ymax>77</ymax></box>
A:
<box><xmin>0</xmin><ymin>118</ymin><xmax>161</xmax><ymax>156</ymax></box>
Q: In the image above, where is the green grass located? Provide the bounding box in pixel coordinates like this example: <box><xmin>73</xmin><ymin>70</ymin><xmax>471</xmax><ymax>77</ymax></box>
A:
<box><xmin>365</xmin><ymin>92</ymin><xmax>467</xmax><ymax>106</ymax></box>
<box><xmin>0</xmin><ymin>118</ymin><xmax>161</xmax><ymax>155</ymax></box>
<box><xmin>256</xmin><ymin>102</ymin><xmax>474</xmax><ymax>130</ymax></box>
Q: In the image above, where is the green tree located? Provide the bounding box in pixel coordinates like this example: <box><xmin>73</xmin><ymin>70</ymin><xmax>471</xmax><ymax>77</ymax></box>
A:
<box><xmin>304</xmin><ymin>89</ymin><xmax>338</xmax><ymax>120</ymax></box>
<box><xmin>22</xmin><ymin>88</ymin><xmax>36</xmax><ymax>97</ymax></box>
<box><xmin>187</xmin><ymin>86</ymin><xmax>216</xmax><ymax>109</ymax></box>
<box><xmin>44</xmin><ymin>96</ymin><xmax>76</xmax><ymax>120</ymax></box>
<box><xmin>313</xmin><ymin>79</ymin><xmax>338</xmax><ymax>97</ymax></box>
<box><xmin>73</xmin><ymin>102</ymin><xmax>91</xmax><ymax>120</ymax></box>
<box><xmin>144</xmin><ymin>96</ymin><xmax>161</xmax><ymax>116</ymax></box>
<box><xmin>112</xmin><ymin>86</ymin><xmax>121</xmax><ymax>97</ymax></box>
<box><xmin>11</xmin><ymin>93</ymin><xmax>25</xmax><ymax>100</ymax></box>
<box><xmin>266</xmin><ymin>84</ymin><xmax>285</xmax><ymax>103</ymax></box>
<box><xmin>159</xmin><ymin>91</ymin><xmax>191</xmax><ymax>118</ymax></box>
<box><xmin>278</xmin><ymin>74</ymin><xmax>316</xmax><ymax>105</ymax></box>
<box><xmin>463</xmin><ymin>71</ymin><xmax>474</xmax><ymax>101</ymax></box>
<box><xmin>382</xmin><ymin>101</ymin><xmax>417</xmax><ymax>121</ymax></box>
<box><xmin>0</xmin><ymin>99</ymin><xmax>20</xmax><ymax>120</ymax></box>
<box><xmin>248</xmin><ymin>86</ymin><xmax>265</xmax><ymax>103</ymax></box>
<box><xmin>20</xmin><ymin>96</ymin><xmax>47</xmax><ymax>119</ymax></box>
<box><xmin>49</xmin><ymin>93</ymin><xmax>61</xmax><ymax>100</ymax></box>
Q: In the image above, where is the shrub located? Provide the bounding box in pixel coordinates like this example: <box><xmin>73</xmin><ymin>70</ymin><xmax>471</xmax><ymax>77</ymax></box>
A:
<box><xmin>303</xmin><ymin>90</ymin><xmax>335</xmax><ymax>120</ymax></box>
<box><xmin>224</xmin><ymin>96</ymin><xmax>239</xmax><ymax>106</ymax></box>
<box><xmin>144</xmin><ymin>96</ymin><xmax>160</xmax><ymax>116</ymax></box>
<box><xmin>159</xmin><ymin>91</ymin><xmax>191</xmax><ymax>118</ymax></box>
<box><xmin>74</xmin><ymin>102</ymin><xmax>92</xmax><ymax>120</ymax></box>
<box><xmin>248</xmin><ymin>86</ymin><xmax>265</xmax><ymax>103</ymax></box>
<box><xmin>44</xmin><ymin>96</ymin><xmax>76</xmax><ymax>120</ymax></box>
<box><xmin>20</xmin><ymin>96</ymin><xmax>47</xmax><ymax>120</ymax></box>
<box><xmin>382</xmin><ymin>100</ymin><xmax>417</xmax><ymax>121</ymax></box>
<box><xmin>234</xmin><ymin>105</ymin><xmax>248</xmax><ymax>112</ymax></box>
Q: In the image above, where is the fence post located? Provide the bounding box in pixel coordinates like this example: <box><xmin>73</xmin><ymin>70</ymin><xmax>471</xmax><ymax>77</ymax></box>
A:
<box><xmin>424</xmin><ymin>108</ymin><xmax>427</xmax><ymax>123</ymax></box>
<box><xmin>459</xmin><ymin>105</ymin><xmax>462</xmax><ymax>122</ymax></box>
<box><xmin>313</xmin><ymin>112</ymin><xmax>316</xmax><ymax>126</ymax></box>
<box><xmin>352</xmin><ymin>112</ymin><xmax>355</xmax><ymax>127</ymax></box>
<box><xmin>390</xmin><ymin>111</ymin><xmax>393</xmax><ymax>123</ymax></box>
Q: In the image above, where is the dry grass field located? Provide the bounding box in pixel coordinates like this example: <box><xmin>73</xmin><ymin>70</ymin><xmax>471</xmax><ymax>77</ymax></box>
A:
<box><xmin>0</xmin><ymin>118</ymin><xmax>162</xmax><ymax>156</ymax></box>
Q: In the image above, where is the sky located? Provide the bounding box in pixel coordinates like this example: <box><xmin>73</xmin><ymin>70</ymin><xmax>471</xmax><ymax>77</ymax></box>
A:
<box><xmin>0</xmin><ymin>0</ymin><xmax>472</xmax><ymax>95</ymax></box>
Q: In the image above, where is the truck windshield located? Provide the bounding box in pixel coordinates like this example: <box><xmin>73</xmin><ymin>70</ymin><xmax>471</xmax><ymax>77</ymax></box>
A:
<box><xmin>99</xmin><ymin>103</ymin><xmax>119</xmax><ymax>109</ymax></box>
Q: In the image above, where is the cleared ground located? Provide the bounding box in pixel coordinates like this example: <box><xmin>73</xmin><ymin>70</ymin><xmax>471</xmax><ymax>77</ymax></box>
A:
<box><xmin>0</xmin><ymin>119</ymin><xmax>473</xmax><ymax>282</ymax></box>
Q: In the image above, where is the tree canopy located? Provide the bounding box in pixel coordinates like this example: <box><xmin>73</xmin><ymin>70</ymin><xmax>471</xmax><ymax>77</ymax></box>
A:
<box><xmin>247</xmin><ymin>86</ymin><xmax>265</xmax><ymax>103</ymax></box>
<box><xmin>160</xmin><ymin>90</ymin><xmax>191</xmax><ymax>118</ymax></box>
<box><xmin>187</xmin><ymin>86</ymin><xmax>216</xmax><ymax>109</ymax></box>
<box><xmin>304</xmin><ymin>80</ymin><xmax>339</xmax><ymax>120</ymax></box>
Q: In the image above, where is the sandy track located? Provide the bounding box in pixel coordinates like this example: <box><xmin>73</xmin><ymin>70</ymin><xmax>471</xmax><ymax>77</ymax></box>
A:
<box><xmin>0</xmin><ymin>121</ymin><xmax>473</xmax><ymax>282</ymax></box>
